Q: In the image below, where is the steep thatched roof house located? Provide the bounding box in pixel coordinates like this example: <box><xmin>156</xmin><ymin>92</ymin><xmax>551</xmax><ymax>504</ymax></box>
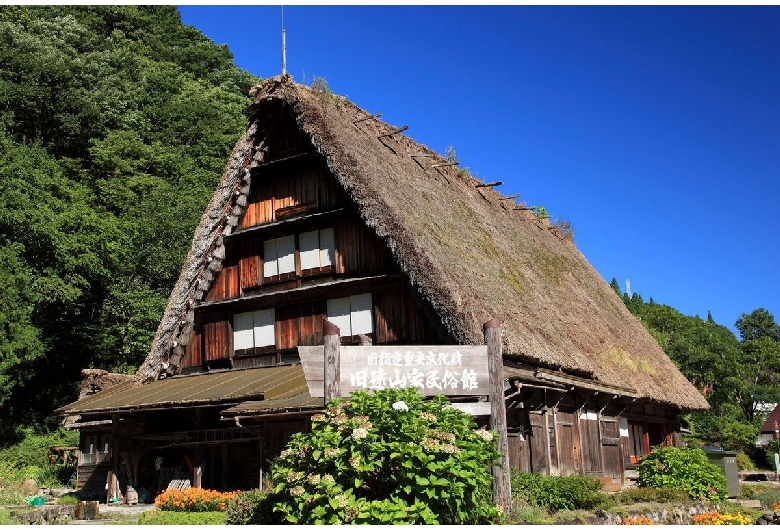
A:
<box><xmin>58</xmin><ymin>75</ymin><xmax>707</xmax><ymax>497</ymax></box>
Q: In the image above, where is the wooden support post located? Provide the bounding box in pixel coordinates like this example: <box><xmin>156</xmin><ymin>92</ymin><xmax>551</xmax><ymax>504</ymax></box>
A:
<box><xmin>354</xmin><ymin>112</ymin><xmax>383</xmax><ymax>123</ymax></box>
<box><xmin>475</xmin><ymin>181</ymin><xmax>503</xmax><ymax>188</ymax></box>
<box><xmin>323</xmin><ymin>319</ymin><xmax>341</xmax><ymax>402</ymax></box>
<box><xmin>377</xmin><ymin>125</ymin><xmax>409</xmax><ymax>138</ymax></box>
<box><xmin>484</xmin><ymin>318</ymin><xmax>511</xmax><ymax>514</ymax></box>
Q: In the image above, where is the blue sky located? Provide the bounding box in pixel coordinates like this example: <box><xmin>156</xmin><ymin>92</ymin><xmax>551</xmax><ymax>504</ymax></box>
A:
<box><xmin>178</xmin><ymin>5</ymin><xmax>779</xmax><ymax>335</ymax></box>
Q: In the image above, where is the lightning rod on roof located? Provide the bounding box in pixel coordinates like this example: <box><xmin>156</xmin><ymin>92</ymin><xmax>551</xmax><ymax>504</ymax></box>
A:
<box><xmin>281</xmin><ymin>6</ymin><xmax>287</xmax><ymax>76</ymax></box>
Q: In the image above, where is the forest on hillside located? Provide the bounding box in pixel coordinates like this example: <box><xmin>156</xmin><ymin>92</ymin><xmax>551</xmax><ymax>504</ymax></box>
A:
<box><xmin>0</xmin><ymin>5</ymin><xmax>258</xmax><ymax>425</ymax></box>
<box><xmin>610</xmin><ymin>279</ymin><xmax>780</xmax><ymax>466</ymax></box>
<box><xmin>0</xmin><ymin>6</ymin><xmax>778</xmax><ymax>470</ymax></box>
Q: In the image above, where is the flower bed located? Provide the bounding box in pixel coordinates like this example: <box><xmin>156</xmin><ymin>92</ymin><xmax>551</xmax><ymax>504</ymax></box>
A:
<box><xmin>154</xmin><ymin>488</ymin><xmax>238</xmax><ymax>512</ymax></box>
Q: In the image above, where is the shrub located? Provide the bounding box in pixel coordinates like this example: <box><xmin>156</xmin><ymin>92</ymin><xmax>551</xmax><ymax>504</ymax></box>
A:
<box><xmin>138</xmin><ymin>510</ymin><xmax>226</xmax><ymax>525</ymax></box>
<box><xmin>224</xmin><ymin>489</ymin><xmax>278</xmax><ymax>525</ymax></box>
<box><xmin>154</xmin><ymin>488</ymin><xmax>239</xmax><ymax>512</ymax></box>
<box><xmin>637</xmin><ymin>446</ymin><xmax>728</xmax><ymax>502</ymax></box>
<box><xmin>741</xmin><ymin>484</ymin><xmax>780</xmax><ymax>508</ymax></box>
<box><xmin>56</xmin><ymin>494</ymin><xmax>78</xmax><ymax>505</ymax></box>
<box><xmin>510</xmin><ymin>469</ymin><xmax>610</xmax><ymax>512</ymax></box>
<box><xmin>736</xmin><ymin>451</ymin><xmax>755</xmax><ymax>471</ymax></box>
<box><xmin>612</xmin><ymin>486</ymin><xmax>692</xmax><ymax>505</ymax></box>
<box><xmin>269</xmin><ymin>387</ymin><xmax>501</xmax><ymax>524</ymax></box>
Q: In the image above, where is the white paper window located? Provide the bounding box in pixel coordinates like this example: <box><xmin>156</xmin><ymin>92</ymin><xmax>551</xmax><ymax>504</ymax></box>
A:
<box><xmin>233</xmin><ymin>312</ymin><xmax>255</xmax><ymax>350</ymax></box>
<box><xmin>319</xmin><ymin>228</ymin><xmax>335</xmax><ymax>267</ymax></box>
<box><xmin>253</xmin><ymin>308</ymin><xmax>276</xmax><ymax>347</ymax></box>
<box><xmin>299</xmin><ymin>230</ymin><xmax>321</xmax><ymax>270</ymax></box>
<box><xmin>234</xmin><ymin>308</ymin><xmax>276</xmax><ymax>350</ymax></box>
<box><xmin>327</xmin><ymin>293</ymin><xmax>373</xmax><ymax>337</ymax></box>
<box><xmin>277</xmin><ymin>236</ymin><xmax>295</xmax><ymax>274</ymax></box>
<box><xmin>263</xmin><ymin>240</ymin><xmax>278</xmax><ymax>277</ymax></box>
<box><xmin>299</xmin><ymin>228</ymin><xmax>335</xmax><ymax>271</ymax></box>
<box><xmin>263</xmin><ymin>236</ymin><xmax>296</xmax><ymax>277</ymax></box>
<box><xmin>350</xmin><ymin>293</ymin><xmax>373</xmax><ymax>335</ymax></box>
<box><xmin>327</xmin><ymin>297</ymin><xmax>353</xmax><ymax>336</ymax></box>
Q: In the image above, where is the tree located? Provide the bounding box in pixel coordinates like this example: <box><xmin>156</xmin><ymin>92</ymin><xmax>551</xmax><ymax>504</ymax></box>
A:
<box><xmin>736</xmin><ymin>308</ymin><xmax>780</xmax><ymax>343</ymax></box>
<box><xmin>0</xmin><ymin>6</ymin><xmax>258</xmax><ymax>423</ymax></box>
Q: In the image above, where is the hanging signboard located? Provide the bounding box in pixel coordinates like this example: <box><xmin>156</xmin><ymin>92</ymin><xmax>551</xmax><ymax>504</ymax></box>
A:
<box><xmin>299</xmin><ymin>345</ymin><xmax>489</xmax><ymax>400</ymax></box>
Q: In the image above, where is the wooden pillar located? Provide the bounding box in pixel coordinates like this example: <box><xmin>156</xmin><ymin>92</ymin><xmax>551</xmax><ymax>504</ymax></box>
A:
<box><xmin>193</xmin><ymin>446</ymin><xmax>203</xmax><ymax>489</ymax></box>
<box><xmin>323</xmin><ymin>320</ymin><xmax>341</xmax><ymax>402</ymax></box>
<box><xmin>484</xmin><ymin>318</ymin><xmax>511</xmax><ymax>514</ymax></box>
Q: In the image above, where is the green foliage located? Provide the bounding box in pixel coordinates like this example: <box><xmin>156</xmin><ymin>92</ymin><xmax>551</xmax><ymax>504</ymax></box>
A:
<box><xmin>55</xmin><ymin>494</ymin><xmax>78</xmax><ymax>505</ymax></box>
<box><xmin>739</xmin><ymin>484</ymin><xmax>780</xmax><ymax>508</ymax></box>
<box><xmin>0</xmin><ymin>510</ymin><xmax>13</xmax><ymax>525</ymax></box>
<box><xmin>509</xmin><ymin>469</ymin><xmax>610</xmax><ymax>513</ymax></box>
<box><xmin>637</xmin><ymin>446</ymin><xmax>728</xmax><ymax>502</ymax></box>
<box><xmin>0</xmin><ymin>6</ymin><xmax>258</xmax><ymax>423</ymax></box>
<box><xmin>0</xmin><ymin>426</ymin><xmax>77</xmax><ymax>470</ymax></box>
<box><xmin>269</xmin><ymin>387</ymin><xmax>501</xmax><ymax>524</ymax></box>
<box><xmin>736</xmin><ymin>451</ymin><xmax>755</xmax><ymax>471</ymax></box>
<box><xmin>611</xmin><ymin>486</ymin><xmax>692</xmax><ymax>505</ymax></box>
<box><xmin>620</xmin><ymin>290</ymin><xmax>780</xmax><ymax>453</ymax></box>
<box><xmin>138</xmin><ymin>510</ymin><xmax>226</xmax><ymax>525</ymax></box>
<box><xmin>530</xmin><ymin>205</ymin><xmax>549</xmax><ymax>218</ymax></box>
<box><xmin>224</xmin><ymin>489</ymin><xmax>278</xmax><ymax>525</ymax></box>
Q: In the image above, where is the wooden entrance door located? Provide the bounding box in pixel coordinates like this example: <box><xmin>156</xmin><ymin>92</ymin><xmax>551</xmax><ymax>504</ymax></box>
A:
<box><xmin>555</xmin><ymin>411</ymin><xmax>579</xmax><ymax>476</ymax></box>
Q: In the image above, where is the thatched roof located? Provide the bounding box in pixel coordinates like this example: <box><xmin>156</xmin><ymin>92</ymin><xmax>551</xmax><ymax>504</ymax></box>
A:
<box><xmin>134</xmin><ymin>75</ymin><xmax>708</xmax><ymax>411</ymax></box>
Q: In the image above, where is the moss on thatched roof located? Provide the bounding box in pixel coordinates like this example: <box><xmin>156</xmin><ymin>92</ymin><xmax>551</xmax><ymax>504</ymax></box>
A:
<box><xmin>135</xmin><ymin>75</ymin><xmax>708</xmax><ymax>411</ymax></box>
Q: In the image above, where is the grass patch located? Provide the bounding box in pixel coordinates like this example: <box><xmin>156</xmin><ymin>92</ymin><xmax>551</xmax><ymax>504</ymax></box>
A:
<box><xmin>0</xmin><ymin>509</ymin><xmax>17</xmax><ymax>525</ymax></box>
<box><xmin>138</xmin><ymin>510</ymin><xmax>225</xmax><ymax>525</ymax></box>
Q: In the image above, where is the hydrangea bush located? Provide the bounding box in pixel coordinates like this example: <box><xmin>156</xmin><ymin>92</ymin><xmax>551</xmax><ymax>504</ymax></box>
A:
<box><xmin>636</xmin><ymin>446</ymin><xmax>728</xmax><ymax>502</ymax></box>
<box><xmin>269</xmin><ymin>387</ymin><xmax>501</xmax><ymax>524</ymax></box>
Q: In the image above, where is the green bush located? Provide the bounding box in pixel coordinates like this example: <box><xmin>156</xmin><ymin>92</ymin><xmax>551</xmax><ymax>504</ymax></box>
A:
<box><xmin>736</xmin><ymin>451</ymin><xmax>755</xmax><ymax>471</ymax></box>
<box><xmin>224</xmin><ymin>489</ymin><xmax>278</xmax><ymax>525</ymax></box>
<box><xmin>637</xmin><ymin>446</ymin><xmax>728</xmax><ymax>501</ymax></box>
<box><xmin>269</xmin><ymin>387</ymin><xmax>501</xmax><ymax>524</ymax></box>
<box><xmin>611</xmin><ymin>486</ymin><xmax>692</xmax><ymax>505</ymax></box>
<box><xmin>510</xmin><ymin>469</ymin><xmax>610</xmax><ymax>513</ymax></box>
<box><xmin>55</xmin><ymin>494</ymin><xmax>79</xmax><ymax>506</ymax></box>
<box><xmin>0</xmin><ymin>427</ymin><xmax>77</xmax><ymax>470</ymax></box>
<box><xmin>138</xmin><ymin>510</ymin><xmax>226</xmax><ymax>525</ymax></box>
<box><xmin>740</xmin><ymin>484</ymin><xmax>780</xmax><ymax>508</ymax></box>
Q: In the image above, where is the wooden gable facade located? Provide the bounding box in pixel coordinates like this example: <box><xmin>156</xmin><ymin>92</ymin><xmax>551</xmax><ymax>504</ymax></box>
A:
<box><xmin>183</xmin><ymin>112</ymin><xmax>446</xmax><ymax>374</ymax></box>
<box><xmin>58</xmin><ymin>77</ymin><xmax>708</xmax><ymax>501</ymax></box>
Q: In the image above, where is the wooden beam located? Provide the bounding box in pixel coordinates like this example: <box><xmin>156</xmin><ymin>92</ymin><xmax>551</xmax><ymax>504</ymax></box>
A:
<box><xmin>500</xmin><ymin>194</ymin><xmax>520</xmax><ymax>201</ymax></box>
<box><xmin>484</xmin><ymin>318</ymin><xmax>511</xmax><ymax>514</ymax></box>
<box><xmin>431</xmin><ymin>161</ymin><xmax>459</xmax><ymax>168</ymax></box>
<box><xmin>475</xmin><ymin>181</ymin><xmax>503</xmax><ymax>188</ymax></box>
<box><xmin>354</xmin><ymin>112</ymin><xmax>383</xmax><ymax>123</ymax></box>
<box><xmin>377</xmin><ymin>125</ymin><xmax>408</xmax><ymax>138</ymax></box>
<box><xmin>323</xmin><ymin>320</ymin><xmax>340</xmax><ymax>402</ymax></box>
<box><xmin>410</xmin><ymin>153</ymin><xmax>434</xmax><ymax>158</ymax></box>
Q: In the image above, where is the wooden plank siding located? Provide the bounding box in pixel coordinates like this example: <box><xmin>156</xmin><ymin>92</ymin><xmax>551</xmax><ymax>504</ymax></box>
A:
<box><xmin>206</xmin><ymin>219</ymin><xmax>393</xmax><ymax>303</ymax></box>
<box><xmin>240</xmin><ymin>167</ymin><xmax>348</xmax><ymax>230</ymax></box>
<box><xmin>182</xmin><ymin>281</ymin><xmax>442</xmax><ymax>370</ymax></box>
